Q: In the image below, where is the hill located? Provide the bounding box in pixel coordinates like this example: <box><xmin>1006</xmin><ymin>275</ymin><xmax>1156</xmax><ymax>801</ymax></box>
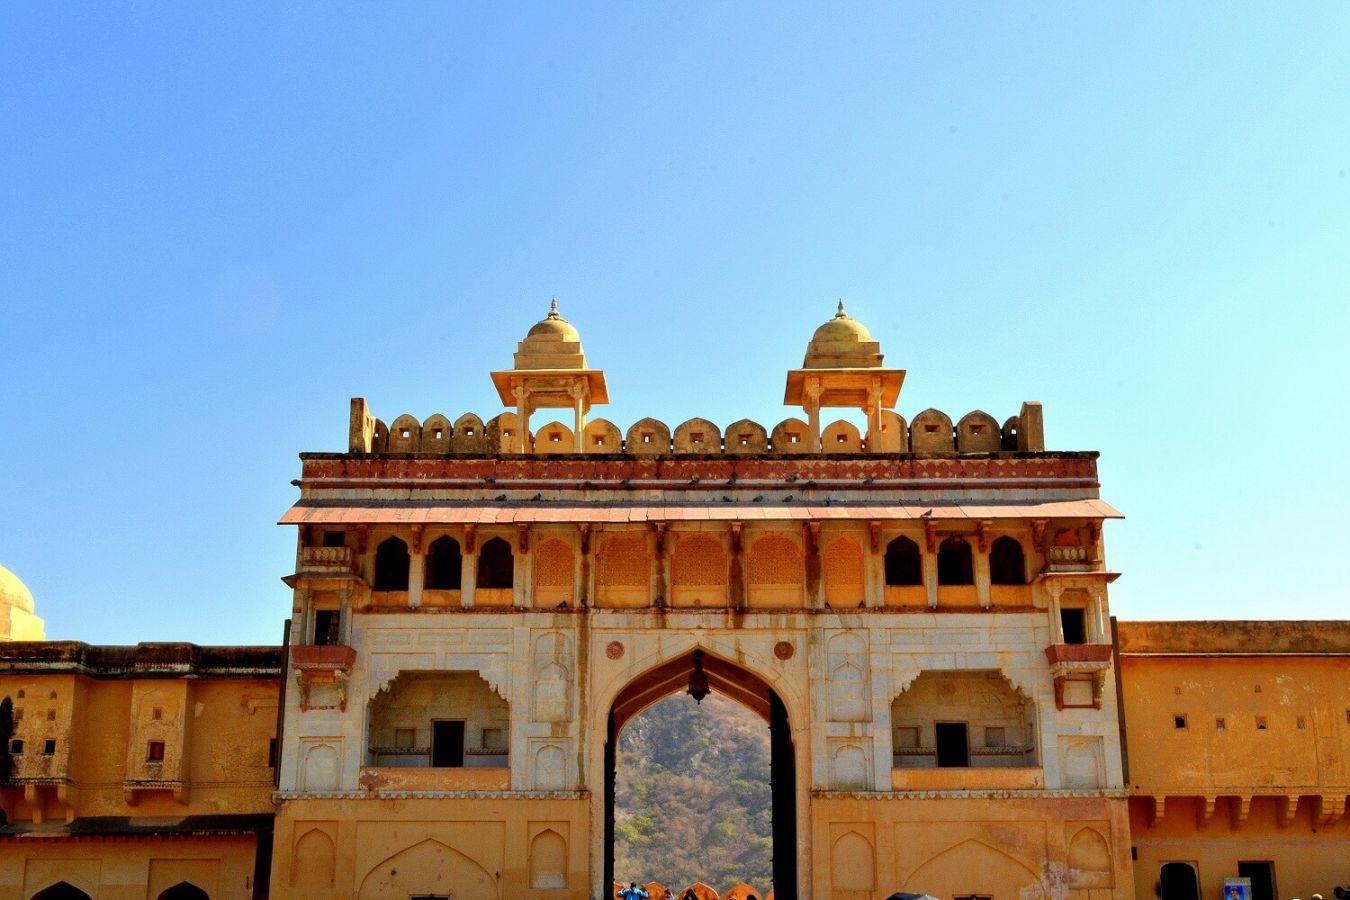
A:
<box><xmin>614</xmin><ymin>692</ymin><xmax>774</xmax><ymax>891</ymax></box>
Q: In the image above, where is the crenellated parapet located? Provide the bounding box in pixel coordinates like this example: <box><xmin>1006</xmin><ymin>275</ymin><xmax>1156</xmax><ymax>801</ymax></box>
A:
<box><xmin>348</xmin><ymin>399</ymin><xmax>1046</xmax><ymax>456</ymax></box>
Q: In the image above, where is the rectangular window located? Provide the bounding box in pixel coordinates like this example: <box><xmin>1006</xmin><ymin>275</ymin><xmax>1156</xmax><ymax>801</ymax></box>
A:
<box><xmin>1060</xmin><ymin>607</ymin><xmax>1088</xmax><ymax>644</ymax></box>
<box><xmin>1174</xmin><ymin>715</ymin><xmax>1188</xmax><ymax>730</ymax></box>
<box><xmin>935</xmin><ymin>722</ymin><xmax>970</xmax><ymax>768</ymax></box>
<box><xmin>9</xmin><ymin>739</ymin><xmax>22</xmax><ymax>754</ymax></box>
<box><xmin>267</xmin><ymin>737</ymin><xmax>278</xmax><ymax>768</ymax></box>
<box><xmin>1237</xmin><ymin>861</ymin><xmax>1276</xmax><ymax>900</ymax></box>
<box><xmin>431</xmin><ymin>720</ymin><xmax>465</xmax><ymax>768</ymax></box>
<box><xmin>42</xmin><ymin>739</ymin><xmax>56</xmax><ymax>755</ymax></box>
<box><xmin>322</xmin><ymin>530</ymin><xmax>346</xmax><ymax>548</ymax></box>
<box><xmin>895</xmin><ymin>726</ymin><xmax>920</xmax><ymax>749</ymax></box>
<box><xmin>1255</xmin><ymin>716</ymin><xmax>1268</xmax><ymax>730</ymax></box>
<box><xmin>313</xmin><ymin>609</ymin><xmax>341</xmax><ymax>646</ymax></box>
<box><xmin>147</xmin><ymin>741</ymin><xmax>165</xmax><ymax>762</ymax></box>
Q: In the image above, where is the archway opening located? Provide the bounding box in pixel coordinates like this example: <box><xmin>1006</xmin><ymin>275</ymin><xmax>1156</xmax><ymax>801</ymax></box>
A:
<box><xmin>605</xmin><ymin>650</ymin><xmax>795</xmax><ymax>900</ymax></box>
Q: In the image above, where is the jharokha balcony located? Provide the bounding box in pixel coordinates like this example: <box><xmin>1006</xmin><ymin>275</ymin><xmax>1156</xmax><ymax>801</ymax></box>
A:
<box><xmin>291</xmin><ymin>644</ymin><xmax>357</xmax><ymax>711</ymax></box>
<box><xmin>1044</xmin><ymin>643</ymin><xmax>1113</xmax><ymax>710</ymax></box>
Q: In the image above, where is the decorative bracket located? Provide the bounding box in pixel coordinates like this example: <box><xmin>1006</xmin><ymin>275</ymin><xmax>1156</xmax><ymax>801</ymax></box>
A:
<box><xmin>1197</xmin><ymin>795</ymin><xmax>1219</xmax><ymax>828</ymax></box>
<box><xmin>1315</xmin><ymin>794</ymin><xmax>1347</xmax><ymax>827</ymax></box>
<box><xmin>1277</xmin><ymin>794</ymin><xmax>1299</xmax><ymax>828</ymax></box>
<box><xmin>1232</xmin><ymin>795</ymin><xmax>1254</xmax><ymax>827</ymax></box>
<box><xmin>1147</xmin><ymin>795</ymin><xmax>1166</xmax><ymax>828</ymax></box>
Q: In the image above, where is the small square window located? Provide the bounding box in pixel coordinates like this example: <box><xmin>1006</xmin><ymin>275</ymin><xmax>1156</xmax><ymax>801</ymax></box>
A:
<box><xmin>1256</xmin><ymin>716</ymin><xmax>1268</xmax><ymax>730</ymax></box>
<box><xmin>594</xmin><ymin>436</ymin><xmax>606</xmax><ymax>447</ymax></box>
<box><xmin>147</xmin><ymin>741</ymin><xmax>165</xmax><ymax>762</ymax></box>
<box><xmin>690</xmin><ymin>432</ymin><xmax>704</xmax><ymax>444</ymax></box>
<box><xmin>152</xmin><ymin>707</ymin><xmax>163</xmax><ymax>721</ymax></box>
<box><xmin>642</xmin><ymin>432</ymin><xmax>653</xmax><ymax>444</ymax></box>
<box><xmin>548</xmin><ymin>432</ymin><xmax>561</xmax><ymax>443</ymax></box>
<box><xmin>400</xmin><ymin>429</ymin><xmax>410</xmax><ymax>439</ymax></box>
<box><xmin>1296</xmin><ymin>716</ymin><xmax>1306</xmax><ymax>730</ymax></box>
<box><xmin>1173</xmin><ymin>715</ymin><xmax>1188</xmax><ymax>730</ymax></box>
<box><xmin>433</xmin><ymin>429</ymin><xmax>443</xmax><ymax>439</ymax></box>
<box><xmin>1215</xmin><ymin>717</ymin><xmax>1226</xmax><ymax>732</ymax></box>
<box><xmin>42</xmin><ymin>739</ymin><xmax>56</xmax><ymax>755</ymax></box>
<box><xmin>788</xmin><ymin>433</ymin><xmax>800</xmax><ymax>443</ymax></box>
<box><xmin>9</xmin><ymin>739</ymin><xmax>23</xmax><ymax>754</ymax></box>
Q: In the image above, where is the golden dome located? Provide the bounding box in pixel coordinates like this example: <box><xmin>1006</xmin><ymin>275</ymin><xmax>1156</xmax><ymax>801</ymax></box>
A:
<box><xmin>513</xmin><ymin>298</ymin><xmax>589</xmax><ymax>370</ymax></box>
<box><xmin>0</xmin><ymin>564</ymin><xmax>35</xmax><ymax>615</ymax></box>
<box><xmin>802</xmin><ymin>301</ymin><xmax>884</xmax><ymax>369</ymax></box>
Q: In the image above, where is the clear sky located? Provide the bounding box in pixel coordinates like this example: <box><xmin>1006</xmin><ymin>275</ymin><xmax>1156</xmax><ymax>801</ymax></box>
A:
<box><xmin>2</xmin><ymin>3</ymin><xmax>1347</xmax><ymax>645</ymax></box>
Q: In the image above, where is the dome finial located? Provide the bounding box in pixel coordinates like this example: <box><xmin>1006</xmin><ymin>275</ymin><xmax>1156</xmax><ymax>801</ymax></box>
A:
<box><xmin>836</xmin><ymin>299</ymin><xmax>847</xmax><ymax>318</ymax></box>
<box><xmin>548</xmin><ymin>296</ymin><xmax>561</xmax><ymax>320</ymax></box>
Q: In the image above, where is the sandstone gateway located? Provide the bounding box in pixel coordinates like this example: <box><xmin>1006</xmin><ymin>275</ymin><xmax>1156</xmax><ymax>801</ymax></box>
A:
<box><xmin>2</xmin><ymin>305</ymin><xmax>1347</xmax><ymax>899</ymax></box>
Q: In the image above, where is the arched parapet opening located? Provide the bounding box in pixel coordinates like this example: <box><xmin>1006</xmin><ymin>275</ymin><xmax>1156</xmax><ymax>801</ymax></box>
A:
<box><xmin>723</xmin><ymin>418</ymin><xmax>768</xmax><ymax>453</ymax></box>
<box><xmin>909</xmin><ymin>408</ymin><xmax>954</xmax><ymax>453</ymax></box>
<box><xmin>387</xmin><ymin>413</ymin><xmax>422</xmax><ymax>453</ymax></box>
<box><xmin>626</xmin><ymin>417</ymin><xmax>671</xmax><ymax>455</ymax></box>
<box><xmin>769</xmin><ymin>417</ymin><xmax>811</xmax><ymax>453</ymax></box>
<box><xmin>366</xmin><ymin>671</ymin><xmax>509</xmax><ymax>785</ymax></box>
<box><xmin>821</xmin><ymin>419</ymin><xmax>861</xmax><ymax>453</ymax></box>
<box><xmin>421</xmin><ymin>413</ymin><xmax>452</xmax><ymax>453</ymax></box>
<box><xmin>672</xmin><ymin>418</ymin><xmax>721</xmax><ymax>454</ymax></box>
<box><xmin>956</xmin><ymin>410</ymin><xmax>1001</xmax><ymax>453</ymax></box>
<box><xmin>584</xmin><ymin>417</ymin><xmax>623</xmax><ymax>452</ymax></box>
<box><xmin>486</xmin><ymin>412</ymin><xmax>529</xmax><ymax>454</ymax></box>
<box><xmin>535</xmin><ymin>420</ymin><xmax>575</xmax><ymax>453</ymax></box>
<box><xmin>451</xmin><ymin>413</ymin><xmax>487</xmax><ymax>453</ymax></box>
<box><xmin>890</xmin><ymin>669</ymin><xmax>1040</xmax><ymax>788</ymax></box>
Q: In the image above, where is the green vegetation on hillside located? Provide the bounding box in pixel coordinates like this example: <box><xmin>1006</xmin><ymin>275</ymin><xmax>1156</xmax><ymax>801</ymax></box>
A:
<box><xmin>614</xmin><ymin>692</ymin><xmax>773</xmax><ymax>891</ymax></box>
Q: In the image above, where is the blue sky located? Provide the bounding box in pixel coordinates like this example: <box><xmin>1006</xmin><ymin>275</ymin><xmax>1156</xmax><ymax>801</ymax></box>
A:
<box><xmin>2</xmin><ymin>3</ymin><xmax>1347</xmax><ymax>644</ymax></box>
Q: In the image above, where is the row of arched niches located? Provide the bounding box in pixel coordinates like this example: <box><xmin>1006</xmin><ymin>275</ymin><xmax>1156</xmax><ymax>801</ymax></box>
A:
<box><xmin>360</xmin><ymin>408</ymin><xmax>1038</xmax><ymax>455</ymax></box>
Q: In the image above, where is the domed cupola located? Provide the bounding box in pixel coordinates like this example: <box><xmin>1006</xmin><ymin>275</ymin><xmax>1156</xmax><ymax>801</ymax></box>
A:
<box><xmin>802</xmin><ymin>301</ymin><xmax>884</xmax><ymax>369</ymax></box>
<box><xmin>0</xmin><ymin>563</ymin><xmax>46</xmax><ymax>641</ymax></box>
<box><xmin>491</xmin><ymin>299</ymin><xmax>609</xmax><ymax>453</ymax></box>
<box><xmin>785</xmin><ymin>301</ymin><xmax>905</xmax><ymax>452</ymax></box>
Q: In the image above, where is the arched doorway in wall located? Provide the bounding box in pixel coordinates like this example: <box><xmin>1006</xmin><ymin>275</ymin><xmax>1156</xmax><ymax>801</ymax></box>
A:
<box><xmin>604</xmin><ymin>649</ymin><xmax>797</xmax><ymax>899</ymax></box>
<box><xmin>1160</xmin><ymin>862</ymin><xmax>1200</xmax><ymax>900</ymax></box>
<box><xmin>31</xmin><ymin>884</ymin><xmax>92</xmax><ymax>900</ymax></box>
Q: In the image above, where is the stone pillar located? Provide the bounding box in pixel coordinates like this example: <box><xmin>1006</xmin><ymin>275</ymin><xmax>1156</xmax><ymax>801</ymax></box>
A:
<box><xmin>337</xmin><ymin>585</ymin><xmax>352</xmax><ymax>645</ymax></box>
<box><xmin>805</xmin><ymin>378</ymin><xmax>822</xmax><ymax>452</ymax></box>
<box><xmin>974</xmin><ymin>546</ymin><xmax>992</xmax><ymax>609</ymax></box>
<box><xmin>513</xmin><ymin>385</ymin><xmax>531</xmax><ymax>454</ymax></box>
<box><xmin>515</xmin><ymin>525</ymin><xmax>530</xmax><ymax>608</ymax></box>
<box><xmin>571</xmin><ymin>381</ymin><xmax>588</xmax><ymax>454</ymax></box>
<box><xmin>865</xmin><ymin>378</ymin><xmax>883</xmax><ymax>451</ymax></box>
<box><xmin>923</xmin><ymin>551</ymin><xmax>938</xmax><ymax>609</ymax></box>
<box><xmin>728</xmin><ymin>523</ymin><xmax>746</xmax><ymax>609</ymax></box>
<box><xmin>578</xmin><ymin>524</ymin><xmax>591</xmax><ymax>607</ymax></box>
<box><xmin>461</xmin><ymin>528</ymin><xmax>477</xmax><ymax>609</ymax></box>
<box><xmin>1048</xmin><ymin>583</ymin><xmax>1064</xmax><ymax>643</ymax></box>
<box><xmin>651</xmin><ymin>524</ymin><xmax>668</xmax><ymax>607</ymax></box>
<box><xmin>1090</xmin><ymin>585</ymin><xmax>1107</xmax><ymax>643</ymax></box>
<box><xmin>408</xmin><ymin>525</ymin><xmax>424</xmax><ymax>609</ymax></box>
<box><xmin>803</xmin><ymin>523</ymin><xmax>822</xmax><ymax>609</ymax></box>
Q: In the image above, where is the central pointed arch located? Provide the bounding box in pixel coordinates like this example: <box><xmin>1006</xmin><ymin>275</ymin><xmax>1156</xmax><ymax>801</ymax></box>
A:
<box><xmin>603</xmin><ymin>647</ymin><xmax>798</xmax><ymax>899</ymax></box>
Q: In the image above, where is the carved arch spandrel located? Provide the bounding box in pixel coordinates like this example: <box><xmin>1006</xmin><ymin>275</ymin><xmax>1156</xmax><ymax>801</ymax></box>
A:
<box><xmin>357</xmin><ymin>837</ymin><xmax>497</xmax><ymax>900</ymax></box>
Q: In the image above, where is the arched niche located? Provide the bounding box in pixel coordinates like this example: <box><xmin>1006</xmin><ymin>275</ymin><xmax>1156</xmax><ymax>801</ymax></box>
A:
<box><xmin>387</xmin><ymin>413</ymin><xmax>421</xmax><ymax>453</ymax></box>
<box><xmin>672</xmin><ymin>418</ymin><xmax>721</xmax><ymax>454</ymax></box>
<box><xmin>956</xmin><ymin>410</ymin><xmax>1001</xmax><ymax>453</ymax></box>
<box><xmin>910</xmin><ymin>408</ymin><xmax>954</xmax><ymax>453</ymax></box>
<box><xmin>723</xmin><ymin>418</ymin><xmax>768</xmax><ymax>453</ymax></box>
<box><xmin>769</xmin><ymin>417</ymin><xmax>811</xmax><ymax>453</ymax></box>
<box><xmin>625</xmin><ymin>417</ymin><xmax>671</xmax><ymax>455</ymax></box>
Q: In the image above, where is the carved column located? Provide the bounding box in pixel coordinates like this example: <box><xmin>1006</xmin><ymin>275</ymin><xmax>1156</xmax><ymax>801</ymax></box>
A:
<box><xmin>1047</xmin><ymin>582</ymin><xmax>1064</xmax><ymax>643</ymax></box>
<box><xmin>461</xmin><ymin>526</ymin><xmax>477</xmax><ymax>609</ymax></box>
<box><xmin>974</xmin><ymin>521</ymin><xmax>992</xmax><ymax>609</ymax></box>
<box><xmin>408</xmin><ymin>525</ymin><xmax>424</xmax><ymax>609</ymax></box>
<box><xmin>923</xmin><ymin>519</ymin><xmax>938</xmax><ymax>609</ymax></box>
<box><xmin>515</xmin><ymin>525</ymin><xmax>531</xmax><ymax>608</ymax></box>
<box><xmin>865</xmin><ymin>376</ymin><xmax>883</xmax><ymax>451</ymax></box>
<box><xmin>571</xmin><ymin>380</ymin><xmax>588</xmax><ymax>453</ymax></box>
<box><xmin>512</xmin><ymin>384</ymin><xmax>532</xmax><ymax>454</ymax></box>
<box><xmin>728</xmin><ymin>523</ymin><xmax>746</xmax><ymax>609</ymax></box>
<box><xmin>805</xmin><ymin>377</ymin><xmax>822</xmax><ymax>452</ymax></box>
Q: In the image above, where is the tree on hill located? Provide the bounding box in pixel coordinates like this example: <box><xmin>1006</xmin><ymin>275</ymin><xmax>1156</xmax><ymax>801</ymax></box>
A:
<box><xmin>614</xmin><ymin>692</ymin><xmax>773</xmax><ymax>891</ymax></box>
